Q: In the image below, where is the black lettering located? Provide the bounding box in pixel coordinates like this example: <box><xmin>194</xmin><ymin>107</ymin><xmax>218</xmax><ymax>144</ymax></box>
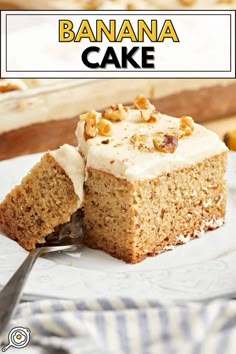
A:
<box><xmin>142</xmin><ymin>47</ymin><xmax>155</xmax><ymax>69</ymax></box>
<box><xmin>122</xmin><ymin>47</ymin><xmax>140</xmax><ymax>68</ymax></box>
<box><xmin>101</xmin><ymin>47</ymin><xmax>121</xmax><ymax>68</ymax></box>
<box><xmin>82</xmin><ymin>46</ymin><xmax>100</xmax><ymax>69</ymax></box>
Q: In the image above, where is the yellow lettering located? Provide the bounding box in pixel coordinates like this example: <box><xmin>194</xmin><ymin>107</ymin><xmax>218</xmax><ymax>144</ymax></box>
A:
<box><xmin>97</xmin><ymin>20</ymin><xmax>116</xmax><ymax>42</ymax></box>
<box><xmin>117</xmin><ymin>20</ymin><xmax>137</xmax><ymax>42</ymax></box>
<box><xmin>59</xmin><ymin>20</ymin><xmax>75</xmax><ymax>42</ymax></box>
<box><xmin>75</xmin><ymin>20</ymin><xmax>96</xmax><ymax>42</ymax></box>
<box><xmin>138</xmin><ymin>20</ymin><xmax>157</xmax><ymax>42</ymax></box>
<box><xmin>158</xmin><ymin>20</ymin><xmax>179</xmax><ymax>42</ymax></box>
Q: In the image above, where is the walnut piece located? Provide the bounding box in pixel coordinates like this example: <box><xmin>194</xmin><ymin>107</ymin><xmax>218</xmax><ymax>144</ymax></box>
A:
<box><xmin>102</xmin><ymin>104</ymin><xmax>128</xmax><ymax>122</ymax></box>
<box><xmin>179</xmin><ymin>116</ymin><xmax>195</xmax><ymax>136</ymax></box>
<box><xmin>140</xmin><ymin>110</ymin><xmax>158</xmax><ymax>123</ymax></box>
<box><xmin>130</xmin><ymin>134</ymin><xmax>150</xmax><ymax>152</ymax></box>
<box><xmin>134</xmin><ymin>95</ymin><xmax>155</xmax><ymax>111</ymax></box>
<box><xmin>83</xmin><ymin>110</ymin><xmax>98</xmax><ymax>140</ymax></box>
<box><xmin>98</xmin><ymin>118</ymin><xmax>112</xmax><ymax>137</ymax></box>
<box><xmin>153</xmin><ymin>133</ymin><xmax>178</xmax><ymax>153</ymax></box>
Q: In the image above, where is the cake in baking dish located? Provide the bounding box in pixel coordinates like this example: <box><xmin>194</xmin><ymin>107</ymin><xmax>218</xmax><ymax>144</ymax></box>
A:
<box><xmin>1</xmin><ymin>0</ymin><xmax>236</xmax><ymax>162</ymax></box>
<box><xmin>76</xmin><ymin>96</ymin><xmax>228</xmax><ymax>263</ymax></box>
<box><xmin>0</xmin><ymin>144</ymin><xmax>85</xmax><ymax>250</ymax></box>
<box><xmin>0</xmin><ymin>79</ymin><xmax>27</xmax><ymax>93</ymax></box>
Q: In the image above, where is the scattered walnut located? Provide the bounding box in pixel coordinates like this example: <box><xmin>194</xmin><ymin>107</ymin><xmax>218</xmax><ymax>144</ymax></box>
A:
<box><xmin>153</xmin><ymin>133</ymin><xmax>178</xmax><ymax>153</ymax></box>
<box><xmin>97</xmin><ymin>118</ymin><xmax>112</xmax><ymax>137</ymax></box>
<box><xmin>102</xmin><ymin>103</ymin><xmax>128</xmax><ymax>122</ymax></box>
<box><xmin>133</xmin><ymin>95</ymin><xmax>155</xmax><ymax>111</ymax></box>
<box><xmin>130</xmin><ymin>134</ymin><xmax>147</xmax><ymax>145</ymax></box>
<box><xmin>180</xmin><ymin>116</ymin><xmax>195</xmax><ymax>136</ymax></box>
<box><xmin>140</xmin><ymin>110</ymin><xmax>150</xmax><ymax>122</ymax></box>
<box><xmin>168</xmin><ymin>127</ymin><xmax>184</xmax><ymax>139</ymax></box>
<box><xmin>130</xmin><ymin>134</ymin><xmax>151</xmax><ymax>152</ymax></box>
<box><xmin>101</xmin><ymin>139</ymin><xmax>110</xmax><ymax>144</ymax></box>
<box><xmin>80</xmin><ymin>109</ymin><xmax>98</xmax><ymax>121</ymax></box>
<box><xmin>83</xmin><ymin>110</ymin><xmax>98</xmax><ymax>140</ymax></box>
<box><xmin>179</xmin><ymin>0</ymin><xmax>197</xmax><ymax>6</ymax></box>
<box><xmin>140</xmin><ymin>110</ymin><xmax>158</xmax><ymax>123</ymax></box>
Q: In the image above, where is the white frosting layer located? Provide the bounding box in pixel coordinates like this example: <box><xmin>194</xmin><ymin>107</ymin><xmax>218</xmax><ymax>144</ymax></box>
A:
<box><xmin>50</xmin><ymin>144</ymin><xmax>85</xmax><ymax>206</ymax></box>
<box><xmin>76</xmin><ymin>110</ymin><xmax>227</xmax><ymax>182</ymax></box>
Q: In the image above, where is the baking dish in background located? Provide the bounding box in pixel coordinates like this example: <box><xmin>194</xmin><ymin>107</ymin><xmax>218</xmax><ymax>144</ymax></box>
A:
<box><xmin>0</xmin><ymin>0</ymin><xmax>235</xmax><ymax>10</ymax></box>
<box><xmin>0</xmin><ymin>77</ymin><xmax>236</xmax><ymax>160</ymax></box>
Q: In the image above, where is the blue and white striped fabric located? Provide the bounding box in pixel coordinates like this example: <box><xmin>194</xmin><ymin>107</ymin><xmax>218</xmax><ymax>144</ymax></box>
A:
<box><xmin>2</xmin><ymin>297</ymin><xmax>236</xmax><ymax>354</ymax></box>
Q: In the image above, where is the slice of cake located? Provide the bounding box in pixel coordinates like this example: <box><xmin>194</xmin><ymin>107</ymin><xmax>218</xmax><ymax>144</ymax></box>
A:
<box><xmin>0</xmin><ymin>144</ymin><xmax>85</xmax><ymax>250</ymax></box>
<box><xmin>76</xmin><ymin>96</ymin><xmax>228</xmax><ymax>263</ymax></box>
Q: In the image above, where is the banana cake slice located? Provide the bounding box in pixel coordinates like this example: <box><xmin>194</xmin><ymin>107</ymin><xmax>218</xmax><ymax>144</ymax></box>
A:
<box><xmin>76</xmin><ymin>96</ymin><xmax>228</xmax><ymax>263</ymax></box>
<box><xmin>0</xmin><ymin>144</ymin><xmax>85</xmax><ymax>250</ymax></box>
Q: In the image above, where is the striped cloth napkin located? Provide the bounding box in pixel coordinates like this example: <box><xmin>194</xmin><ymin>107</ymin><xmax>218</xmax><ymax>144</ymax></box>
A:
<box><xmin>1</xmin><ymin>297</ymin><xmax>236</xmax><ymax>354</ymax></box>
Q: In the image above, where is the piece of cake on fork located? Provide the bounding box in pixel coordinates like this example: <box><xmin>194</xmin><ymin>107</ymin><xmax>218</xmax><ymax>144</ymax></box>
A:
<box><xmin>0</xmin><ymin>144</ymin><xmax>85</xmax><ymax>250</ymax></box>
<box><xmin>76</xmin><ymin>96</ymin><xmax>228</xmax><ymax>263</ymax></box>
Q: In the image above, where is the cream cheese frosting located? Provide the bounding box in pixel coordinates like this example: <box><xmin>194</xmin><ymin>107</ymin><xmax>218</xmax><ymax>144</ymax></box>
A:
<box><xmin>76</xmin><ymin>108</ymin><xmax>228</xmax><ymax>182</ymax></box>
<box><xmin>50</xmin><ymin>144</ymin><xmax>85</xmax><ymax>206</ymax></box>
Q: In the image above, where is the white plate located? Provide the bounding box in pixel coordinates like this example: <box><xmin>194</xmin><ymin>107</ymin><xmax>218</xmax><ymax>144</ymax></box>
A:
<box><xmin>0</xmin><ymin>152</ymin><xmax>236</xmax><ymax>301</ymax></box>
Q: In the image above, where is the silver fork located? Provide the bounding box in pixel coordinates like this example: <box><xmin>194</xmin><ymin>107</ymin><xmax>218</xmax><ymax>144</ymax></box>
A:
<box><xmin>0</xmin><ymin>211</ymin><xmax>83</xmax><ymax>338</ymax></box>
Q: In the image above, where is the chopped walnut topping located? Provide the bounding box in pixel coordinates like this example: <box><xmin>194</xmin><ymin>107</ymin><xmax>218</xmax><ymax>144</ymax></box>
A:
<box><xmin>179</xmin><ymin>0</ymin><xmax>197</xmax><ymax>6</ymax></box>
<box><xmin>130</xmin><ymin>134</ymin><xmax>147</xmax><ymax>146</ymax></box>
<box><xmin>153</xmin><ymin>133</ymin><xmax>178</xmax><ymax>153</ymax></box>
<box><xmin>180</xmin><ymin>116</ymin><xmax>195</xmax><ymax>136</ymax></box>
<box><xmin>168</xmin><ymin>127</ymin><xmax>185</xmax><ymax>139</ymax></box>
<box><xmin>133</xmin><ymin>95</ymin><xmax>155</xmax><ymax>111</ymax></box>
<box><xmin>101</xmin><ymin>139</ymin><xmax>110</xmax><ymax>144</ymax></box>
<box><xmin>83</xmin><ymin>110</ymin><xmax>98</xmax><ymax>140</ymax></box>
<box><xmin>130</xmin><ymin>134</ymin><xmax>151</xmax><ymax>152</ymax></box>
<box><xmin>80</xmin><ymin>109</ymin><xmax>98</xmax><ymax>121</ymax></box>
<box><xmin>102</xmin><ymin>103</ymin><xmax>128</xmax><ymax>122</ymax></box>
<box><xmin>98</xmin><ymin>118</ymin><xmax>112</xmax><ymax>137</ymax></box>
<box><xmin>140</xmin><ymin>110</ymin><xmax>158</xmax><ymax>123</ymax></box>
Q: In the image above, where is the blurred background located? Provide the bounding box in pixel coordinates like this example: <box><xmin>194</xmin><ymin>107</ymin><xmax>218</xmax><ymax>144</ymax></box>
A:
<box><xmin>0</xmin><ymin>0</ymin><xmax>236</xmax><ymax>160</ymax></box>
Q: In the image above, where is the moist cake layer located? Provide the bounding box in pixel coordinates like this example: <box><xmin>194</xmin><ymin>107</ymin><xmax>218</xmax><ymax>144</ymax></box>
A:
<box><xmin>0</xmin><ymin>145</ymin><xmax>85</xmax><ymax>250</ymax></box>
<box><xmin>76</xmin><ymin>106</ymin><xmax>227</xmax><ymax>182</ymax></box>
<box><xmin>77</xmin><ymin>96</ymin><xmax>228</xmax><ymax>263</ymax></box>
<box><xmin>84</xmin><ymin>152</ymin><xmax>227</xmax><ymax>263</ymax></box>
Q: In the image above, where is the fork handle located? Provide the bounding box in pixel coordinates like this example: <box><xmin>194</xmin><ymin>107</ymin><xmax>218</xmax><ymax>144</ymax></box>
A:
<box><xmin>0</xmin><ymin>248</ymin><xmax>41</xmax><ymax>337</ymax></box>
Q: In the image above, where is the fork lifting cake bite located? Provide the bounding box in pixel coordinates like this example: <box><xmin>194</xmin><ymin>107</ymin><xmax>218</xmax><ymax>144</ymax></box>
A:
<box><xmin>0</xmin><ymin>144</ymin><xmax>85</xmax><ymax>250</ymax></box>
<box><xmin>76</xmin><ymin>96</ymin><xmax>228</xmax><ymax>263</ymax></box>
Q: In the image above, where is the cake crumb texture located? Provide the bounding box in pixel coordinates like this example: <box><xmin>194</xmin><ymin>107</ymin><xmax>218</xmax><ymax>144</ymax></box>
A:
<box><xmin>0</xmin><ymin>153</ymin><xmax>79</xmax><ymax>250</ymax></box>
<box><xmin>84</xmin><ymin>152</ymin><xmax>227</xmax><ymax>263</ymax></box>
